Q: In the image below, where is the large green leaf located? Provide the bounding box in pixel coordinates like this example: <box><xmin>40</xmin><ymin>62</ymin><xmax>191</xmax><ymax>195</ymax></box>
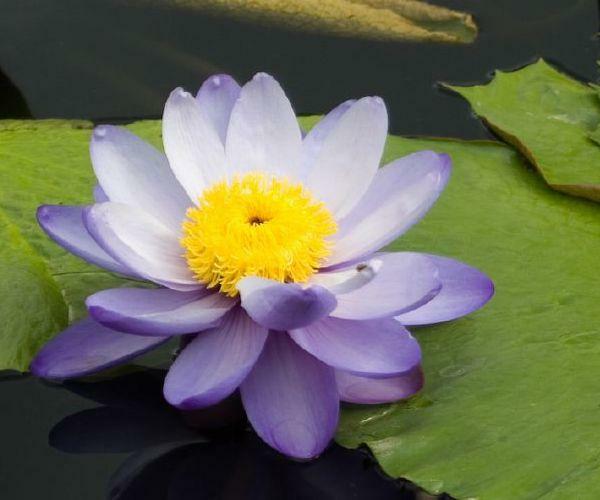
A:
<box><xmin>2</xmin><ymin>119</ymin><xmax>600</xmax><ymax>500</ymax></box>
<box><xmin>334</xmin><ymin>133</ymin><xmax>600</xmax><ymax>499</ymax></box>
<box><xmin>446</xmin><ymin>59</ymin><xmax>600</xmax><ymax>202</ymax></box>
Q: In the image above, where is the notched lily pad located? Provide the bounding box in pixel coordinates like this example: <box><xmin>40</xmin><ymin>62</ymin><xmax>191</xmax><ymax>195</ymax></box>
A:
<box><xmin>332</xmin><ymin>131</ymin><xmax>600</xmax><ymax>499</ymax></box>
<box><xmin>131</xmin><ymin>0</ymin><xmax>477</xmax><ymax>43</ymax></box>
<box><xmin>446</xmin><ymin>59</ymin><xmax>600</xmax><ymax>202</ymax></box>
<box><xmin>3</xmin><ymin>118</ymin><xmax>600</xmax><ymax>500</ymax></box>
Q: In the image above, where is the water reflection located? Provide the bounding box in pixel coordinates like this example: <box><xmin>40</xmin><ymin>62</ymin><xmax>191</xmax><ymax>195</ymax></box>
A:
<box><xmin>49</xmin><ymin>371</ymin><xmax>449</xmax><ymax>499</ymax></box>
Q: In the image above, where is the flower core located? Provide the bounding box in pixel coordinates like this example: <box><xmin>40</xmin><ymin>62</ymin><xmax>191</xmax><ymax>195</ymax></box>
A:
<box><xmin>182</xmin><ymin>172</ymin><xmax>337</xmax><ymax>296</ymax></box>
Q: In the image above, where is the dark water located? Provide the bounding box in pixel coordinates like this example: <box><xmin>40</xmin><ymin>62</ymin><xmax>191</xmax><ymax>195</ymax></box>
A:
<box><xmin>0</xmin><ymin>1</ymin><xmax>598</xmax><ymax>499</ymax></box>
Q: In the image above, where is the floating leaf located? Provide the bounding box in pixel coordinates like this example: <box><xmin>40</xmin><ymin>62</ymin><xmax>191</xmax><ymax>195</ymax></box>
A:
<box><xmin>0</xmin><ymin>120</ymin><xmax>151</xmax><ymax>371</ymax></box>
<box><xmin>0</xmin><ymin>210</ymin><xmax>66</xmax><ymax>371</ymax></box>
<box><xmin>446</xmin><ymin>59</ymin><xmax>600</xmax><ymax>202</ymax></box>
<box><xmin>3</xmin><ymin>119</ymin><xmax>600</xmax><ymax>500</ymax></box>
<box><xmin>330</xmin><ymin>131</ymin><xmax>600</xmax><ymax>498</ymax></box>
<box><xmin>131</xmin><ymin>0</ymin><xmax>477</xmax><ymax>43</ymax></box>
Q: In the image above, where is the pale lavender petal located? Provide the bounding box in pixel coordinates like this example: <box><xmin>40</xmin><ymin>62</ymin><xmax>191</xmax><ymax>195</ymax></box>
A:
<box><xmin>240</xmin><ymin>333</ymin><xmax>338</xmax><ymax>459</ymax></box>
<box><xmin>226</xmin><ymin>73</ymin><xmax>302</xmax><ymax>180</ymax></box>
<box><xmin>325</xmin><ymin>252</ymin><xmax>441</xmax><ymax>320</ymax></box>
<box><xmin>196</xmin><ymin>74</ymin><xmax>241</xmax><ymax>145</ymax></box>
<box><xmin>164</xmin><ymin>309</ymin><xmax>268</xmax><ymax>409</ymax></box>
<box><xmin>84</xmin><ymin>202</ymin><xmax>200</xmax><ymax>291</ymax></box>
<box><xmin>327</xmin><ymin>151</ymin><xmax>451</xmax><ymax>267</ymax></box>
<box><xmin>90</xmin><ymin>125</ymin><xmax>190</xmax><ymax>228</ymax></box>
<box><xmin>301</xmin><ymin>99</ymin><xmax>355</xmax><ymax>175</ymax></box>
<box><xmin>37</xmin><ymin>205</ymin><xmax>130</xmax><ymax>275</ymax></box>
<box><xmin>30</xmin><ymin>318</ymin><xmax>168</xmax><ymax>379</ymax></box>
<box><xmin>396</xmin><ymin>255</ymin><xmax>494</xmax><ymax>325</ymax></box>
<box><xmin>305</xmin><ymin>97</ymin><xmax>388</xmax><ymax>219</ymax></box>
<box><xmin>308</xmin><ymin>262</ymin><xmax>377</xmax><ymax>295</ymax></box>
<box><xmin>93</xmin><ymin>185</ymin><xmax>109</xmax><ymax>202</ymax></box>
<box><xmin>336</xmin><ymin>365</ymin><xmax>424</xmax><ymax>404</ymax></box>
<box><xmin>237</xmin><ymin>277</ymin><xmax>336</xmax><ymax>330</ymax></box>
<box><xmin>289</xmin><ymin>317</ymin><xmax>421</xmax><ymax>378</ymax></box>
<box><xmin>163</xmin><ymin>88</ymin><xmax>226</xmax><ymax>202</ymax></box>
<box><xmin>86</xmin><ymin>288</ymin><xmax>235</xmax><ymax>336</ymax></box>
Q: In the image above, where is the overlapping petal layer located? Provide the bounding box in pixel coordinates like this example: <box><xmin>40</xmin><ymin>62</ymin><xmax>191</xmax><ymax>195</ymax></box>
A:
<box><xmin>240</xmin><ymin>333</ymin><xmax>339</xmax><ymax>459</ymax></box>
<box><xmin>396</xmin><ymin>255</ymin><xmax>494</xmax><ymax>325</ymax></box>
<box><xmin>326</xmin><ymin>151</ymin><xmax>451</xmax><ymax>267</ymax></box>
<box><xmin>84</xmin><ymin>202</ymin><xmax>199</xmax><ymax>291</ymax></box>
<box><xmin>289</xmin><ymin>317</ymin><xmax>421</xmax><ymax>377</ymax></box>
<box><xmin>37</xmin><ymin>204</ymin><xmax>130</xmax><ymax>275</ymax></box>
<box><xmin>30</xmin><ymin>318</ymin><xmax>168</xmax><ymax>379</ymax></box>
<box><xmin>87</xmin><ymin>287</ymin><xmax>235</xmax><ymax>336</ymax></box>
<box><xmin>237</xmin><ymin>277</ymin><xmax>337</xmax><ymax>330</ymax></box>
<box><xmin>30</xmin><ymin>71</ymin><xmax>494</xmax><ymax>460</ymax></box>
<box><xmin>164</xmin><ymin>309</ymin><xmax>268</xmax><ymax>409</ymax></box>
<box><xmin>335</xmin><ymin>365</ymin><xmax>424</xmax><ymax>404</ymax></box>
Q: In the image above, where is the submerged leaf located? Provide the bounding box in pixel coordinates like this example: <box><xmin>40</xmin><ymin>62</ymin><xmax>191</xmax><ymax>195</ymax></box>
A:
<box><xmin>326</xmin><ymin>129</ymin><xmax>600</xmax><ymax>498</ymax></box>
<box><xmin>447</xmin><ymin>59</ymin><xmax>600</xmax><ymax>202</ymax></box>
<box><xmin>130</xmin><ymin>0</ymin><xmax>477</xmax><ymax>43</ymax></box>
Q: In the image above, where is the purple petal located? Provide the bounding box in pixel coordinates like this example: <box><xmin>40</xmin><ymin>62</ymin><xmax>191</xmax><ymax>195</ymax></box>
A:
<box><xmin>196</xmin><ymin>74</ymin><xmax>241</xmax><ymax>145</ymax></box>
<box><xmin>86</xmin><ymin>287</ymin><xmax>236</xmax><ymax>336</ymax></box>
<box><xmin>93</xmin><ymin>185</ymin><xmax>109</xmax><ymax>202</ymax></box>
<box><xmin>301</xmin><ymin>99</ymin><xmax>355</xmax><ymax>175</ymax></box>
<box><xmin>240</xmin><ymin>333</ymin><xmax>339</xmax><ymax>459</ymax></box>
<box><xmin>30</xmin><ymin>318</ymin><xmax>168</xmax><ymax>379</ymax></box>
<box><xmin>237</xmin><ymin>277</ymin><xmax>337</xmax><ymax>330</ymax></box>
<box><xmin>225</xmin><ymin>72</ymin><xmax>303</xmax><ymax>180</ymax></box>
<box><xmin>336</xmin><ymin>365</ymin><xmax>424</xmax><ymax>404</ymax></box>
<box><xmin>396</xmin><ymin>254</ymin><xmax>494</xmax><ymax>325</ymax></box>
<box><xmin>315</xmin><ymin>252</ymin><xmax>441</xmax><ymax>320</ymax></box>
<box><xmin>163</xmin><ymin>88</ymin><xmax>226</xmax><ymax>202</ymax></box>
<box><xmin>90</xmin><ymin>125</ymin><xmax>190</xmax><ymax>228</ymax></box>
<box><xmin>37</xmin><ymin>205</ymin><xmax>130</xmax><ymax>275</ymax></box>
<box><xmin>326</xmin><ymin>151</ymin><xmax>451</xmax><ymax>268</ymax></box>
<box><xmin>164</xmin><ymin>309</ymin><xmax>268</xmax><ymax>409</ymax></box>
<box><xmin>84</xmin><ymin>202</ymin><xmax>200</xmax><ymax>291</ymax></box>
<box><xmin>305</xmin><ymin>97</ymin><xmax>388</xmax><ymax>219</ymax></box>
<box><xmin>289</xmin><ymin>317</ymin><xmax>421</xmax><ymax>378</ymax></box>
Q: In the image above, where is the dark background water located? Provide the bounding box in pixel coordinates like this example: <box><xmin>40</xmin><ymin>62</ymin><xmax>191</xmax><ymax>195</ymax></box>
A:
<box><xmin>0</xmin><ymin>1</ymin><xmax>598</xmax><ymax>499</ymax></box>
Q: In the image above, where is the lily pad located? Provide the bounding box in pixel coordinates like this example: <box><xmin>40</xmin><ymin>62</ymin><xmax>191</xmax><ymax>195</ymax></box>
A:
<box><xmin>446</xmin><ymin>59</ymin><xmax>600</xmax><ymax>202</ymax></box>
<box><xmin>0</xmin><ymin>210</ymin><xmax>66</xmax><ymax>371</ymax></box>
<box><xmin>2</xmin><ymin>118</ymin><xmax>600</xmax><ymax>500</ymax></box>
<box><xmin>0</xmin><ymin>120</ymin><xmax>150</xmax><ymax>371</ymax></box>
<box><xmin>334</xmin><ymin>133</ymin><xmax>600</xmax><ymax>498</ymax></box>
<box><xmin>134</xmin><ymin>0</ymin><xmax>477</xmax><ymax>43</ymax></box>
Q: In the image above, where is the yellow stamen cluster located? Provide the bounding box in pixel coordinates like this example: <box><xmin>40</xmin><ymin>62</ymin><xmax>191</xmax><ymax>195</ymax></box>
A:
<box><xmin>181</xmin><ymin>172</ymin><xmax>337</xmax><ymax>297</ymax></box>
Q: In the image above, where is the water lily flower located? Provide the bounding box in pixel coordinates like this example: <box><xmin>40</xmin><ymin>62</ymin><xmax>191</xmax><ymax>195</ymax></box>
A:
<box><xmin>31</xmin><ymin>73</ymin><xmax>494</xmax><ymax>459</ymax></box>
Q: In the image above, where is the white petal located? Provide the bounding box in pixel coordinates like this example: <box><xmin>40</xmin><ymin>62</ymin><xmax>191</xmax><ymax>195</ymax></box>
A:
<box><xmin>163</xmin><ymin>88</ymin><xmax>226</xmax><ymax>202</ymax></box>
<box><xmin>90</xmin><ymin>125</ymin><xmax>190</xmax><ymax>228</ymax></box>
<box><xmin>196</xmin><ymin>74</ymin><xmax>241</xmax><ymax>145</ymax></box>
<box><xmin>326</xmin><ymin>151</ymin><xmax>451</xmax><ymax>267</ymax></box>
<box><xmin>226</xmin><ymin>73</ymin><xmax>302</xmax><ymax>179</ymax></box>
<box><xmin>305</xmin><ymin>97</ymin><xmax>388</xmax><ymax>219</ymax></box>
<box><xmin>301</xmin><ymin>99</ymin><xmax>355</xmax><ymax>176</ymax></box>
<box><xmin>85</xmin><ymin>202</ymin><xmax>199</xmax><ymax>291</ymax></box>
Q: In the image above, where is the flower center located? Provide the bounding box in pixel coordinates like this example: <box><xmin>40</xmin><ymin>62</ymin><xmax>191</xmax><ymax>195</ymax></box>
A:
<box><xmin>181</xmin><ymin>172</ymin><xmax>337</xmax><ymax>297</ymax></box>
